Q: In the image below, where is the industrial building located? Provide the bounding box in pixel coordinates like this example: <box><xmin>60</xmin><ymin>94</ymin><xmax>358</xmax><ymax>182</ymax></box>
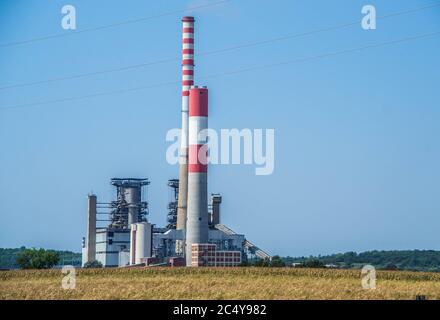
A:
<box><xmin>81</xmin><ymin>16</ymin><xmax>270</xmax><ymax>268</ymax></box>
<box><xmin>81</xmin><ymin>178</ymin><xmax>268</xmax><ymax>267</ymax></box>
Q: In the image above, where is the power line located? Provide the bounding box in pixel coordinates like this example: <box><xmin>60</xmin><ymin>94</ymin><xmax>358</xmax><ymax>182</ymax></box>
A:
<box><xmin>0</xmin><ymin>2</ymin><xmax>438</xmax><ymax>91</ymax></box>
<box><xmin>201</xmin><ymin>1</ymin><xmax>440</xmax><ymax>55</ymax></box>
<box><xmin>1</xmin><ymin>30</ymin><xmax>438</xmax><ymax>111</ymax></box>
<box><xmin>199</xmin><ymin>31</ymin><xmax>440</xmax><ymax>78</ymax></box>
<box><xmin>0</xmin><ymin>0</ymin><xmax>231</xmax><ymax>48</ymax></box>
<box><xmin>0</xmin><ymin>57</ymin><xmax>178</xmax><ymax>90</ymax></box>
<box><xmin>0</xmin><ymin>80</ymin><xmax>181</xmax><ymax>111</ymax></box>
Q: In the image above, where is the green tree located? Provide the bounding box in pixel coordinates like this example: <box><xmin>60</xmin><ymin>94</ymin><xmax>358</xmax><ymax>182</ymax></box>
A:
<box><xmin>254</xmin><ymin>258</ymin><xmax>271</xmax><ymax>267</ymax></box>
<box><xmin>83</xmin><ymin>260</ymin><xmax>103</xmax><ymax>268</ymax></box>
<box><xmin>301</xmin><ymin>259</ymin><xmax>325</xmax><ymax>268</ymax></box>
<box><xmin>270</xmin><ymin>255</ymin><xmax>286</xmax><ymax>267</ymax></box>
<box><xmin>16</xmin><ymin>248</ymin><xmax>59</xmax><ymax>269</ymax></box>
<box><xmin>383</xmin><ymin>263</ymin><xmax>398</xmax><ymax>271</ymax></box>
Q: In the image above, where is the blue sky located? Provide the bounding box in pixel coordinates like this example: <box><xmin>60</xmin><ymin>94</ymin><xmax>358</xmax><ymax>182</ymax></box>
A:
<box><xmin>0</xmin><ymin>0</ymin><xmax>439</xmax><ymax>256</ymax></box>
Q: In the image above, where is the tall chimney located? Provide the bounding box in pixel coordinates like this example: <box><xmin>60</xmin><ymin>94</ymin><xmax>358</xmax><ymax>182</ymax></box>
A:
<box><xmin>86</xmin><ymin>194</ymin><xmax>97</xmax><ymax>263</ymax></box>
<box><xmin>176</xmin><ymin>16</ymin><xmax>195</xmax><ymax>232</ymax></box>
<box><xmin>185</xmin><ymin>86</ymin><xmax>209</xmax><ymax>266</ymax></box>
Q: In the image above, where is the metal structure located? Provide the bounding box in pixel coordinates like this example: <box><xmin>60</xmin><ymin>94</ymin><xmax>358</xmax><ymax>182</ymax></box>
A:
<box><xmin>166</xmin><ymin>179</ymin><xmax>179</xmax><ymax>229</ymax></box>
<box><xmin>185</xmin><ymin>86</ymin><xmax>209</xmax><ymax>266</ymax></box>
<box><xmin>82</xmin><ymin>178</ymin><xmax>150</xmax><ymax>267</ymax></box>
<box><xmin>210</xmin><ymin>194</ymin><xmax>222</xmax><ymax>225</ymax></box>
<box><xmin>109</xmin><ymin>178</ymin><xmax>150</xmax><ymax>229</ymax></box>
<box><xmin>215</xmin><ymin>224</ymin><xmax>271</xmax><ymax>260</ymax></box>
<box><xmin>176</xmin><ymin>16</ymin><xmax>195</xmax><ymax>231</ymax></box>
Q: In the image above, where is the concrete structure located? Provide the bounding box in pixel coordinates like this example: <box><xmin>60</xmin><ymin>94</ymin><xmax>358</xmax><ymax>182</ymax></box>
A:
<box><xmin>95</xmin><ymin>229</ymin><xmax>130</xmax><ymax>267</ymax></box>
<box><xmin>126</xmin><ymin>187</ymin><xmax>141</xmax><ymax>225</ymax></box>
<box><xmin>176</xmin><ymin>16</ymin><xmax>195</xmax><ymax>232</ymax></box>
<box><xmin>130</xmin><ymin>222</ymin><xmax>153</xmax><ymax>265</ymax></box>
<box><xmin>118</xmin><ymin>250</ymin><xmax>130</xmax><ymax>267</ymax></box>
<box><xmin>86</xmin><ymin>194</ymin><xmax>97</xmax><ymax>264</ymax></box>
<box><xmin>185</xmin><ymin>86</ymin><xmax>209</xmax><ymax>266</ymax></box>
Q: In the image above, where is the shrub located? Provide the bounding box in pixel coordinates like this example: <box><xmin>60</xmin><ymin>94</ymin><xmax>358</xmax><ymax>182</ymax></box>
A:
<box><xmin>83</xmin><ymin>260</ymin><xmax>103</xmax><ymax>268</ymax></box>
<box><xmin>300</xmin><ymin>259</ymin><xmax>326</xmax><ymax>269</ymax></box>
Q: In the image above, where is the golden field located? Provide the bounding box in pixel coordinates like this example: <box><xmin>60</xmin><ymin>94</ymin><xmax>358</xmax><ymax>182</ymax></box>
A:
<box><xmin>1</xmin><ymin>267</ymin><xmax>440</xmax><ymax>300</ymax></box>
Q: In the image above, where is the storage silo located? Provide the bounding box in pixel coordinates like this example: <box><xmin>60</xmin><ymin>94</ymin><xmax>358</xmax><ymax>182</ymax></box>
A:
<box><xmin>130</xmin><ymin>222</ymin><xmax>153</xmax><ymax>265</ymax></box>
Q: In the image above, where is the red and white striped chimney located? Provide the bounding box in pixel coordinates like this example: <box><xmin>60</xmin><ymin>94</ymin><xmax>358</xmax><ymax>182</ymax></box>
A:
<box><xmin>176</xmin><ymin>16</ymin><xmax>195</xmax><ymax>232</ymax></box>
<box><xmin>185</xmin><ymin>86</ymin><xmax>209</xmax><ymax>266</ymax></box>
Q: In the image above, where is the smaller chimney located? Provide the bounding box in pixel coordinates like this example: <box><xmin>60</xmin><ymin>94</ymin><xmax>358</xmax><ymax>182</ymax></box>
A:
<box><xmin>86</xmin><ymin>194</ymin><xmax>97</xmax><ymax>263</ymax></box>
<box><xmin>210</xmin><ymin>194</ymin><xmax>222</xmax><ymax>225</ymax></box>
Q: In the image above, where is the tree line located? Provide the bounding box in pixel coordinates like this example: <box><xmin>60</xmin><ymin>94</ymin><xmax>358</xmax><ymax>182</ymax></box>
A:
<box><xmin>0</xmin><ymin>247</ymin><xmax>81</xmax><ymax>269</ymax></box>
<box><xmin>2</xmin><ymin>248</ymin><xmax>440</xmax><ymax>271</ymax></box>
<box><xmin>283</xmin><ymin>250</ymin><xmax>440</xmax><ymax>272</ymax></box>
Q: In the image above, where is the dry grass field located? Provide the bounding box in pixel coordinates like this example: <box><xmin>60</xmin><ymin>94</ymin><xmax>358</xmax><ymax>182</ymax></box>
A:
<box><xmin>1</xmin><ymin>267</ymin><xmax>440</xmax><ymax>300</ymax></box>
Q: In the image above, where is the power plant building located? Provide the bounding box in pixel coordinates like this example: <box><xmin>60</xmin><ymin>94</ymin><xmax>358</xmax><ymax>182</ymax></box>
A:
<box><xmin>82</xmin><ymin>178</ymin><xmax>150</xmax><ymax>267</ymax></box>
<box><xmin>81</xmin><ymin>16</ymin><xmax>270</xmax><ymax>268</ymax></box>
